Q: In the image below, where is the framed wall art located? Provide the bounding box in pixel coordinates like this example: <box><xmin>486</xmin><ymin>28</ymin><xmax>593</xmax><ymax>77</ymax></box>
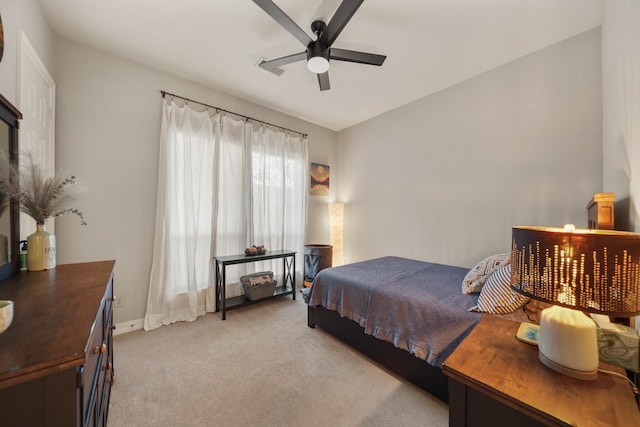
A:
<box><xmin>310</xmin><ymin>162</ymin><xmax>329</xmax><ymax>196</ymax></box>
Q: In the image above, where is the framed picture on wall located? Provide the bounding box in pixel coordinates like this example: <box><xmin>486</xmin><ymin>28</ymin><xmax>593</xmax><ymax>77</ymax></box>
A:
<box><xmin>310</xmin><ymin>163</ymin><xmax>329</xmax><ymax>196</ymax></box>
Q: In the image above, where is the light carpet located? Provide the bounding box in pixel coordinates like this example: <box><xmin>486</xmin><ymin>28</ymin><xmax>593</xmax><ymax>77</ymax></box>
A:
<box><xmin>107</xmin><ymin>295</ymin><xmax>448</xmax><ymax>426</ymax></box>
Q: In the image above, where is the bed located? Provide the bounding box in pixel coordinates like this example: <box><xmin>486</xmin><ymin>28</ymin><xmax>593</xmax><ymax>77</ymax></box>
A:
<box><xmin>305</xmin><ymin>255</ymin><xmax>528</xmax><ymax>403</ymax></box>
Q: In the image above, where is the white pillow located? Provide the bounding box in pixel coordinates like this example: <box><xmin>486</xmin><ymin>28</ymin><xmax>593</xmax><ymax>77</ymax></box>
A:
<box><xmin>469</xmin><ymin>264</ymin><xmax>529</xmax><ymax>314</ymax></box>
<box><xmin>248</xmin><ymin>275</ymin><xmax>271</xmax><ymax>285</ymax></box>
<box><xmin>461</xmin><ymin>253</ymin><xmax>511</xmax><ymax>294</ymax></box>
<box><xmin>240</xmin><ymin>271</ymin><xmax>273</xmax><ymax>286</ymax></box>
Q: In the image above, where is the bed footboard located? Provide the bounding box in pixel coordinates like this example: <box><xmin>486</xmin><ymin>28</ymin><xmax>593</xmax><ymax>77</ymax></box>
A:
<box><xmin>307</xmin><ymin>305</ymin><xmax>449</xmax><ymax>403</ymax></box>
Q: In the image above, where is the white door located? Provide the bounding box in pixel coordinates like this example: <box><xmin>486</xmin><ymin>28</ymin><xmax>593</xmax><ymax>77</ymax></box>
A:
<box><xmin>17</xmin><ymin>30</ymin><xmax>56</xmax><ymax>240</ymax></box>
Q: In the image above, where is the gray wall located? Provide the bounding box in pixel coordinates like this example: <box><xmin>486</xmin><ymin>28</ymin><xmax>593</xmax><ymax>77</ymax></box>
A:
<box><xmin>53</xmin><ymin>37</ymin><xmax>338</xmax><ymax>324</ymax></box>
<box><xmin>0</xmin><ymin>2</ymin><xmax>606</xmax><ymax>326</ymax></box>
<box><xmin>602</xmin><ymin>1</ymin><xmax>640</xmax><ymax>233</ymax></box>
<box><xmin>601</xmin><ymin>1</ymin><xmax>640</xmax><ymax>330</ymax></box>
<box><xmin>0</xmin><ymin>0</ymin><xmax>55</xmax><ymax>105</ymax></box>
<box><xmin>336</xmin><ymin>28</ymin><xmax>603</xmax><ymax>268</ymax></box>
<box><xmin>1</xmin><ymin>0</ymin><xmax>338</xmax><ymax>326</ymax></box>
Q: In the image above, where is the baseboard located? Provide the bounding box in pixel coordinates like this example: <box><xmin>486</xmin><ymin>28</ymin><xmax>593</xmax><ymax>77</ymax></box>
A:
<box><xmin>113</xmin><ymin>318</ymin><xmax>144</xmax><ymax>336</ymax></box>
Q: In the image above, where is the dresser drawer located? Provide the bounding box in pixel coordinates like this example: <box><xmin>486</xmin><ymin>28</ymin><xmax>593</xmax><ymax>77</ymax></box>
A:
<box><xmin>104</xmin><ymin>276</ymin><xmax>114</xmax><ymax>337</ymax></box>
<box><xmin>82</xmin><ymin>311</ymin><xmax>107</xmax><ymax>410</ymax></box>
<box><xmin>98</xmin><ymin>275</ymin><xmax>115</xmax><ymax>426</ymax></box>
<box><xmin>81</xmin><ymin>274</ymin><xmax>115</xmax><ymax>427</ymax></box>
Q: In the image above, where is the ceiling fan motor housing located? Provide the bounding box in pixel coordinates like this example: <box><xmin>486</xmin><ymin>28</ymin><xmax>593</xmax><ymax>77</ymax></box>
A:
<box><xmin>311</xmin><ymin>20</ymin><xmax>326</xmax><ymax>37</ymax></box>
<box><xmin>307</xmin><ymin>41</ymin><xmax>329</xmax><ymax>62</ymax></box>
<box><xmin>306</xmin><ymin>41</ymin><xmax>330</xmax><ymax>74</ymax></box>
<box><xmin>308</xmin><ymin>20</ymin><xmax>330</xmax><ymax>73</ymax></box>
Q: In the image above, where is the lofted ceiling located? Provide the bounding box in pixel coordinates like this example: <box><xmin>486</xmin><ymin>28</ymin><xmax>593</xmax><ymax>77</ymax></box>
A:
<box><xmin>37</xmin><ymin>0</ymin><xmax>604</xmax><ymax>131</ymax></box>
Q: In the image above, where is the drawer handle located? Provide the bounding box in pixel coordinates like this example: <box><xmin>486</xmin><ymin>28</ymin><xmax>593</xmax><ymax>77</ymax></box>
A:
<box><xmin>107</xmin><ymin>376</ymin><xmax>114</xmax><ymax>384</ymax></box>
<box><xmin>108</xmin><ymin>296</ymin><xmax>116</xmax><ymax>302</ymax></box>
<box><xmin>102</xmin><ymin>362</ymin><xmax>112</xmax><ymax>371</ymax></box>
<box><xmin>94</xmin><ymin>343</ymin><xmax>107</xmax><ymax>354</ymax></box>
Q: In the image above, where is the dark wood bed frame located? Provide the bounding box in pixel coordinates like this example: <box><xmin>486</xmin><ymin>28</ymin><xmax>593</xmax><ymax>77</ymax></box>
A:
<box><xmin>307</xmin><ymin>304</ymin><xmax>450</xmax><ymax>403</ymax></box>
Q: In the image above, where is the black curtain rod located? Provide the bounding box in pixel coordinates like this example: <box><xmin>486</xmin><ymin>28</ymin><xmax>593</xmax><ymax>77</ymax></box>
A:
<box><xmin>160</xmin><ymin>90</ymin><xmax>308</xmax><ymax>138</ymax></box>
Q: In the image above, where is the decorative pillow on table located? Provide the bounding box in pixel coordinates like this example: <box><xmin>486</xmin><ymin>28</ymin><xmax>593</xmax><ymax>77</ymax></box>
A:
<box><xmin>469</xmin><ymin>264</ymin><xmax>529</xmax><ymax>314</ymax></box>
<box><xmin>461</xmin><ymin>252</ymin><xmax>511</xmax><ymax>294</ymax></box>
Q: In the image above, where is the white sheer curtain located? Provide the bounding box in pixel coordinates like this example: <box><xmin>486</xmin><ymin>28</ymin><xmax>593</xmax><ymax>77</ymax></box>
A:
<box><xmin>145</xmin><ymin>99</ymin><xmax>308</xmax><ymax>330</ymax></box>
<box><xmin>246</xmin><ymin>124</ymin><xmax>308</xmax><ymax>282</ymax></box>
<box><xmin>144</xmin><ymin>98</ymin><xmax>219</xmax><ymax>330</ymax></box>
<box><xmin>216</xmin><ymin>117</ymin><xmax>308</xmax><ymax>295</ymax></box>
<box><xmin>212</xmin><ymin>116</ymin><xmax>250</xmax><ymax>294</ymax></box>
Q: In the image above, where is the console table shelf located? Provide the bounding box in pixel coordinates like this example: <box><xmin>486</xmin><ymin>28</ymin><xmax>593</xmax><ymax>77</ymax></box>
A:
<box><xmin>224</xmin><ymin>285</ymin><xmax>293</xmax><ymax>310</ymax></box>
<box><xmin>214</xmin><ymin>250</ymin><xmax>296</xmax><ymax>320</ymax></box>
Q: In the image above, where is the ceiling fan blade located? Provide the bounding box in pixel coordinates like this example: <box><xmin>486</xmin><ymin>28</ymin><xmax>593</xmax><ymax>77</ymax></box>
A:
<box><xmin>252</xmin><ymin>0</ymin><xmax>313</xmax><ymax>46</ymax></box>
<box><xmin>330</xmin><ymin>48</ymin><xmax>386</xmax><ymax>66</ymax></box>
<box><xmin>319</xmin><ymin>0</ymin><xmax>364</xmax><ymax>46</ymax></box>
<box><xmin>259</xmin><ymin>52</ymin><xmax>307</xmax><ymax>70</ymax></box>
<box><xmin>317</xmin><ymin>72</ymin><xmax>331</xmax><ymax>91</ymax></box>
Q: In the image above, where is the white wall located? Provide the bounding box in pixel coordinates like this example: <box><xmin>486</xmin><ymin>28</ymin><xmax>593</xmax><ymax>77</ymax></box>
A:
<box><xmin>601</xmin><ymin>0</ymin><xmax>640</xmax><ymax>331</ymax></box>
<box><xmin>602</xmin><ymin>0</ymin><xmax>640</xmax><ymax>233</ymax></box>
<box><xmin>1</xmin><ymin>0</ymin><xmax>337</xmax><ymax>326</ymax></box>
<box><xmin>0</xmin><ymin>0</ymin><xmax>55</xmax><ymax>106</ymax></box>
<box><xmin>337</xmin><ymin>28</ymin><xmax>603</xmax><ymax>268</ymax></box>
<box><xmin>52</xmin><ymin>37</ymin><xmax>337</xmax><ymax>324</ymax></box>
<box><xmin>0</xmin><ymin>1</ymin><xmax>608</xmax><ymax>326</ymax></box>
<box><xmin>0</xmin><ymin>0</ymin><xmax>54</xmax><ymax>271</ymax></box>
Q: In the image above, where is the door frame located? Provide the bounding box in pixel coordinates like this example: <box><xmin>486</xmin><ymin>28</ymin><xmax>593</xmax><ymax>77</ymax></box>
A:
<box><xmin>16</xmin><ymin>29</ymin><xmax>56</xmax><ymax>239</ymax></box>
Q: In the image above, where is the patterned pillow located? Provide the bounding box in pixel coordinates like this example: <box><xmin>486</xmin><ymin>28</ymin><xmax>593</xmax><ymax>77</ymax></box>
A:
<box><xmin>461</xmin><ymin>253</ymin><xmax>511</xmax><ymax>294</ymax></box>
<box><xmin>469</xmin><ymin>264</ymin><xmax>529</xmax><ymax>314</ymax></box>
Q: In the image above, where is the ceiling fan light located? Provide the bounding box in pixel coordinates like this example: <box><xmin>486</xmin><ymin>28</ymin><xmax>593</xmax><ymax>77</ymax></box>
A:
<box><xmin>307</xmin><ymin>56</ymin><xmax>329</xmax><ymax>74</ymax></box>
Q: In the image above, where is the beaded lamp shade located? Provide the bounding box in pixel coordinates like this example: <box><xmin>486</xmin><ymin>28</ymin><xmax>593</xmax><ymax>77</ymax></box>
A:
<box><xmin>511</xmin><ymin>226</ymin><xmax>640</xmax><ymax>317</ymax></box>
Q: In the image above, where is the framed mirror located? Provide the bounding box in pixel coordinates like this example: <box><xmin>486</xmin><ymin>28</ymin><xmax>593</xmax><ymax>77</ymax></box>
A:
<box><xmin>0</xmin><ymin>93</ymin><xmax>21</xmax><ymax>281</ymax></box>
<box><xmin>0</xmin><ymin>12</ymin><xmax>4</xmax><ymax>63</ymax></box>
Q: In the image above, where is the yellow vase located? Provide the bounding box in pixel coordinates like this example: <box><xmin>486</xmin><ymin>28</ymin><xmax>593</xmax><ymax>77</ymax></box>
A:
<box><xmin>27</xmin><ymin>223</ymin><xmax>56</xmax><ymax>271</ymax></box>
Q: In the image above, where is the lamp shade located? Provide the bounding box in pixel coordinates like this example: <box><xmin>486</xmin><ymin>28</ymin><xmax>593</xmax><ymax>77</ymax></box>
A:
<box><xmin>511</xmin><ymin>226</ymin><xmax>640</xmax><ymax>317</ymax></box>
<box><xmin>328</xmin><ymin>203</ymin><xmax>344</xmax><ymax>266</ymax></box>
<box><xmin>512</xmin><ymin>225</ymin><xmax>640</xmax><ymax>380</ymax></box>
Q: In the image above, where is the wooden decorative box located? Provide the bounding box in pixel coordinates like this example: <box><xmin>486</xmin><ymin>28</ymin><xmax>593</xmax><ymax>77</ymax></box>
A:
<box><xmin>587</xmin><ymin>192</ymin><xmax>615</xmax><ymax>230</ymax></box>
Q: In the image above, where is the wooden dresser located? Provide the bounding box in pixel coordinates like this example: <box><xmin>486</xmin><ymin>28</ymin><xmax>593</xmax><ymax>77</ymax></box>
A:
<box><xmin>444</xmin><ymin>315</ymin><xmax>640</xmax><ymax>427</ymax></box>
<box><xmin>0</xmin><ymin>261</ymin><xmax>116</xmax><ymax>427</ymax></box>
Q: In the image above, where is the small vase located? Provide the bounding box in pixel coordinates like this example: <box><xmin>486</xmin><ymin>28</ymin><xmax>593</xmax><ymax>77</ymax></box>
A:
<box><xmin>27</xmin><ymin>223</ymin><xmax>56</xmax><ymax>271</ymax></box>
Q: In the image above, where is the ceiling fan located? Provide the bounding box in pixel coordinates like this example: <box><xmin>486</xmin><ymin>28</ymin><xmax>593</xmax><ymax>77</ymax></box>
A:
<box><xmin>252</xmin><ymin>0</ymin><xmax>386</xmax><ymax>91</ymax></box>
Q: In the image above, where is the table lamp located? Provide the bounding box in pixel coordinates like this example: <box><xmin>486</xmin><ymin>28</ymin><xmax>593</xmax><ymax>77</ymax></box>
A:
<box><xmin>511</xmin><ymin>225</ymin><xmax>640</xmax><ymax>380</ymax></box>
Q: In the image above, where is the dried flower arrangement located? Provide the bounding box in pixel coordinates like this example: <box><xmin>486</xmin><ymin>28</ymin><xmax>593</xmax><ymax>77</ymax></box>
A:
<box><xmin>0</xmin><ymin>154</ymin><xmax>86</xmax><ymax>225</ymax></box>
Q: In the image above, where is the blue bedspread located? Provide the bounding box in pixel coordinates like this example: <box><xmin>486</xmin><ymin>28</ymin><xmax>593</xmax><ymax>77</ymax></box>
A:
<box><xmin>306</xmin><ymin>256</ymin><xmax>482</xmax><ymax>367</ymax></box>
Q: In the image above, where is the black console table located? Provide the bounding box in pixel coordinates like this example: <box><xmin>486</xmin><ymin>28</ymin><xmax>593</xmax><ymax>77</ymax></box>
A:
<box><xmin>214</xmin><ymin>250</ymin><xmax>296</xmax><ymax>320</ymax></box>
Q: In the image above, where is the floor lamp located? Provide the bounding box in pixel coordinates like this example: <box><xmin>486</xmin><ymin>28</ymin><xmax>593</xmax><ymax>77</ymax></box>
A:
<box><xmin>328</xmin><ymin>203</ymin><xmax>344</xmax><ymax>266</ymax></box>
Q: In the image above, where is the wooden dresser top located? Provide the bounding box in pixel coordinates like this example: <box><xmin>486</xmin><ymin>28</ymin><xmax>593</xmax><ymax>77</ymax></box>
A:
<box><xmin>0</xmin><ymin>261</ymin><xmax>115</xmax><ymax>388</ymax></box>
<box><xmin>443</xmin><ymin>315</ymin><xmax>640</xmax><ymax>427</ymax></box>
